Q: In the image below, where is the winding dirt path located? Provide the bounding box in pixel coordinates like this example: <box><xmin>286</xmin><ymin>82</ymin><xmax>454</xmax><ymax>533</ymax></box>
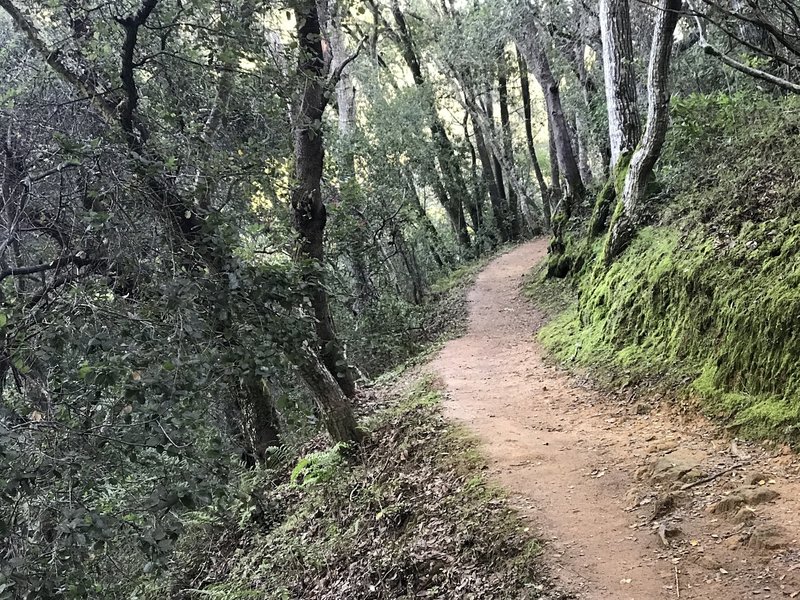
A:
<box><xmin>431</xmin><ymin>240</ymin><xmax>800</xmax><ymax>600</ymax></box>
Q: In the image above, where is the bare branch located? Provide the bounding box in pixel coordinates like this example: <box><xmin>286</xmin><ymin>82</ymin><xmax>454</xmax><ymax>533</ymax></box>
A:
<box><xmin>0</xmin><ymin>254</ymin><xmax>89</xmax><ymax>283</ymax></box>
<box><xmin>325</xmin><ymin>36</ymin><xmax>366</xmax><ymax>100</ymax></box>
<box><xmin>0</xmin><ymin>0</ymin><xmax>118</xmax><ymax>123</ymax></box>
<box><xmin>689</xmin><ymin>2</ymin><xmax>800</xmax><ymax>93</ymax></box>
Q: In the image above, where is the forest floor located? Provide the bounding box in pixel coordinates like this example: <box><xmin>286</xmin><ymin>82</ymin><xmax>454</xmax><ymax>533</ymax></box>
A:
<box><xmin>429</xmin><ymin>239</ymin><xmax>800</xmax><ymax>600</ymax></box>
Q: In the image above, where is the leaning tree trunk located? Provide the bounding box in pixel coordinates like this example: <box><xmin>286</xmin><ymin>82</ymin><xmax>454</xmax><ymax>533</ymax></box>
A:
<box><xmin>606</xmin><ymin>0</ymin><xmax>682</xmax><ymax>262</ymax></box>
<box><xmin>391</xmin><ymin>0</ymin><xmax>472</xmax><ymax>251</ymax></box>
<box><xmin>514</xmin><ymin>13</ymin><xmax>584</xmax><ymax>204</ymax></box>
<box><xmin>294</xmin><ymin>347</ymin><xmax>363</xmax><ymax>443</ymax></box>
<box><xmin>291</xmin><ymin>0</ymin><xmax>357</xmax><ymax>398</ymax></box>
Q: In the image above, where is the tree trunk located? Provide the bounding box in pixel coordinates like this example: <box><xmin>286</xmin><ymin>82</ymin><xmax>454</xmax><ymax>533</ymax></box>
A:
<box><xmin>514</xmin><ymin>14</ymin><xmax>584</xmax><ymax>202</ymax></box>
<box><xmin>471</xmin><ymin>109</ymin><xmax>509</xmax><ymax>241</ymax></box>
<box><xmin>238</xmin><ymin>375</ymin><xmax>281</xmax><ymax>466</ymax></box>
<box><xmin>431</xmin><ymin>161</ymin><xmax>471</xmax><ymax>249</ymax></box>
<box><xmin>546</xmin><ymin>116</ymin><xmax>560</xmax><ymax>227</ymax></box>
<box><xmin>463</xmin><ymin>111</ymin><xmax>486</xmax><ymax>249</ymax></box>
<box><xmin>392</xmin><ymin>224</ymin><xmax>426</xmax><ymax>304</ymax></box>
<box><xmin>295</xmin><ymin>347</ymin><xmax>363</xmax><ymax>443</ymax></box>
<box><xmin>291</xmin><ymin>0</ymin><xmax>357</xmax><ymax>398</ymax></box>
<box><xmin>391</xmin><ymin>0</ymin><xmax>471</xmax><ymax>251</ymax></box>
<box><xmin>599</xmin><ymin>0</ymin><xmax>642</xmax><ymax>170</ymax></box>
<box><xmin>403</xmin><ymin>169</ymin><xmax>449</xmax><ymax>268</ymax></box>
<box><xmin>497</xmin><ymin>48</ymin><xmax>522</xmax><ymax>239</ymax></box>
<box><xmin>516</xmin><ymin>46</ymin><xmax>550</xmax><ymax>221</ymax></box>
<box><xmin>606</xmin><ymin>0</ymin><xmax>682</xmax><ymax>262</ymax></box>
<box><xmin>575</xmin><ymin>113</ymin><xmax>594</xmax><ymax>185</ymax></box>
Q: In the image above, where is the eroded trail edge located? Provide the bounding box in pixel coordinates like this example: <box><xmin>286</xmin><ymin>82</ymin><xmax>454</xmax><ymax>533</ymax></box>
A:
<box><xmin>431</xmin><ymin>240</ymin><xmax>800</xmax><ymax>600</ymax></box>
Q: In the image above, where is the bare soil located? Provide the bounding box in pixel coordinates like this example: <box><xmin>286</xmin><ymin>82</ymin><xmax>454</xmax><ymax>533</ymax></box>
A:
<box><xmin>430</xmin><ymin>239</ymin><xmax>800</xmax><ymax>600</ymax></box>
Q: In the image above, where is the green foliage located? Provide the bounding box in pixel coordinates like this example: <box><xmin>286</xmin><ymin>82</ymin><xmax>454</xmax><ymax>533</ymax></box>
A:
<box><xmin>148</xmin><ymin>378</ymin><xmax>549</xmax><ymax>599</ymax></box>
<box><xmin>290</xmin><ymin>443</ymin><xmax>347</xmax><ymax>487</ymax></box>
<box><xmin>537</xmin><ymin>93</ymin><xmax>800</xmax><ymax>441</ymax></box>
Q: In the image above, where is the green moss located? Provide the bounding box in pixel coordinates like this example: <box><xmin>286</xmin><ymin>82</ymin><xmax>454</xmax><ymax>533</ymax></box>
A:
<box><xmin>535</xmin><ymin>94</ymin><xmax>800</xmax><ymax>442</ymax></box>
<box><xmin>540</xmin><ymin>220</ymin><xmax>800</xmax><ymax>442</ymax></box>
<box><xmin>589</xmin><ymin>153</ymin><xmax>631</xmax><ymax>238</ymax></box>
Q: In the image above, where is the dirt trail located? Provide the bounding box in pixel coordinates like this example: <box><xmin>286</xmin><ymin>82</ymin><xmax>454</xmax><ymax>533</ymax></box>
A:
<box><xmin>431</xmin><ymin>239</ymin><xmax>800</xmax><ymax>600</ymax></box>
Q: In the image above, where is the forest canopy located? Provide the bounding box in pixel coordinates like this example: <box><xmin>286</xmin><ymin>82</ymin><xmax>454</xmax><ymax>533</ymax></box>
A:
<box><xmin>1</xmin><ymin>0</ymin><xmax>799</xmax><ymax>597</ymax></box>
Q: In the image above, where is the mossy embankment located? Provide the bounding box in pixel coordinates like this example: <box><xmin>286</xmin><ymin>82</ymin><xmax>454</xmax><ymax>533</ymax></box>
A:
<box><xmin>529</xmin><ymin>93</ymin><xmax>800</xmax><ymax>441</ymax></box>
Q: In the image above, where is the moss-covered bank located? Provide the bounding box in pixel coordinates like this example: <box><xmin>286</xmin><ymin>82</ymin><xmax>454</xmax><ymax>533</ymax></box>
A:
<box><xmin>530</xmin><ymin>93</ymin><xmax>800</xmax><ymax>441</ymax></box>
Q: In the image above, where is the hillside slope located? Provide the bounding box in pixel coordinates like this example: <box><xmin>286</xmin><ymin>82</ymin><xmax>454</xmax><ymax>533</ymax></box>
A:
<box><xmin>533</xmin><ymin>94</ymin><xmax>800</xmax><ymax>440</ymax></box>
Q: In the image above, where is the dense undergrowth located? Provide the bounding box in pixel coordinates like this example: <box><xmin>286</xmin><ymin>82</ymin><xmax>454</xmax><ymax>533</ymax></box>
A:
<box><xmin>143</xmin><ymin>376</ymin><xmax>552</xmax><ymax>600</ymax></box>
<box><xmin>339</xmin><ymin>254</ymin><xmax>495</xmax><ymax>378</ymax></box>
<box><xmin>528</xmin><ymin>93</ymin><xmax>800</xmax><ymax>441</ymax></box>
<box><xmin>136</xmin><ymin>251</ymin><xmax>555</xmax><ymax>600</ymax></box>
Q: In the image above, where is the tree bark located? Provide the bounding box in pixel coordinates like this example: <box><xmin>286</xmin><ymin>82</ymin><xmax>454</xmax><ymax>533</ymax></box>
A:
<box><xmin>470</xmin><ymin>108</ymin><xmax>509</xmax><ymax>241</ymax></box>
<box><xmin>295</xmin><ymin>347</ymin><xmax>363</xmax><ymax>443</ymax></box>
<box><xmin>238</xmin><ymin>375</ymin><xmax>281</xmax><ymax>465</ymax></box>
<box><xmin>514</xmin><ymin>13</ymin><xmax>584</xmax><ymax>202</ymax></box>
<box><xmin>575</xmin><ymin>112</ymin><xmax>594</xmax><ymax>185</ymax></box>
<box><xmin>291</xmin><ymin>0</ymin><xmax>357</xmax><ymax>398</ymax></box>
<box><xmin>497</xmin><ymin>48</ymin><xmax>522</xmax><ymax>240</ymax></box>
<box><xmin>599</xmin><ymin>0</ymin><xmax>642</xmax><ymax>169</ymax></box>
<box><xmin>516</xmin><ymin>46</ymin><xmax>550</xmax><ymax>222</ymax></box>
<box><xmin>606</xmin><ymin>0</ymin><xmax>682</xmax><ymax>261</ymax></box>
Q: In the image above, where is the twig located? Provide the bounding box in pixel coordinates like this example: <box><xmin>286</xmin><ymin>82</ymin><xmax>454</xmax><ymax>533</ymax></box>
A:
<box><xmin>680</xmin><ymin>461</ymin><xmax>748</xmax><ymax>491</ymax></box>
<box><xmin>675</xmin><ymin>565</ymin><xmax>680</xmax><ymax>598</ymax></box>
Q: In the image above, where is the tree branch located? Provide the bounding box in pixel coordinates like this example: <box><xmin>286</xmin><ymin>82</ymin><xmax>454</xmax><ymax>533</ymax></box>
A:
<box><xmin>689</xmin><ymin>2</ymin><xmax>800</xmax><ymax>93</ymax></box>
<box><xmin>0</xmin><ymin>254</ymin><xmax>90</xmax><ymax>283</ymax></box>
<box><xmin>117</xmin><ymin>0</ymin><xmax>160</xmax><ymax>147</ymax></box>
<box><xmin>323</xmin><ymin>36</ymin><xmax>366</xmax><ymax>108</ymax></box>
<box><xmin>0</xmin><ymin>0</ymin><xmax>119</xmax><ymax>123</ymax></box>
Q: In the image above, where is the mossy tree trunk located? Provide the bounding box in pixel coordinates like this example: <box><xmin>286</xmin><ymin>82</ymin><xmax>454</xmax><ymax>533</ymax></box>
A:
<box><xmin>599</xmin><ymin>0</ymin><xmax>642</xmax><ymax>170</ymax></box>
<box><xmin>606</xmin><ymin>0</ymin><xmax>682</xmax><ymax>262</ymax></box>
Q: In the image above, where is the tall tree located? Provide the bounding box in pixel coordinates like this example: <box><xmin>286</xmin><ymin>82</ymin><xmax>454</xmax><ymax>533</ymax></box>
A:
<box><xmin>606</xmin><ymin>0</ymin><xmax>683</xmax><ymax>261</ymax></box>
<box><xmin>497</xmin><ymin>47</ymin><xmax>522</xmax><ymax>239</ymax></box>
<box><xmin>516</xmin><ymin>46</ymin><xmax>551</xmax><ymax>226</ymax></box>
<box><xmin>291</xmin><ymin>0</ymin><xmax>359</xmax><ymax>398</ymax></box>
<box><xmin>389</xmin><ymin>0</ymin><xmax>472</xmax><ymax>250</ymax></box>
<box><xmin>599</xmin><ymin>0</ymin><xmax>642</xmax><ymax>170</ymax></box>
<box><xmin>514</xmin><ymin>7</ymin><xmax>584</xmax><ymax>203</ymax></box>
